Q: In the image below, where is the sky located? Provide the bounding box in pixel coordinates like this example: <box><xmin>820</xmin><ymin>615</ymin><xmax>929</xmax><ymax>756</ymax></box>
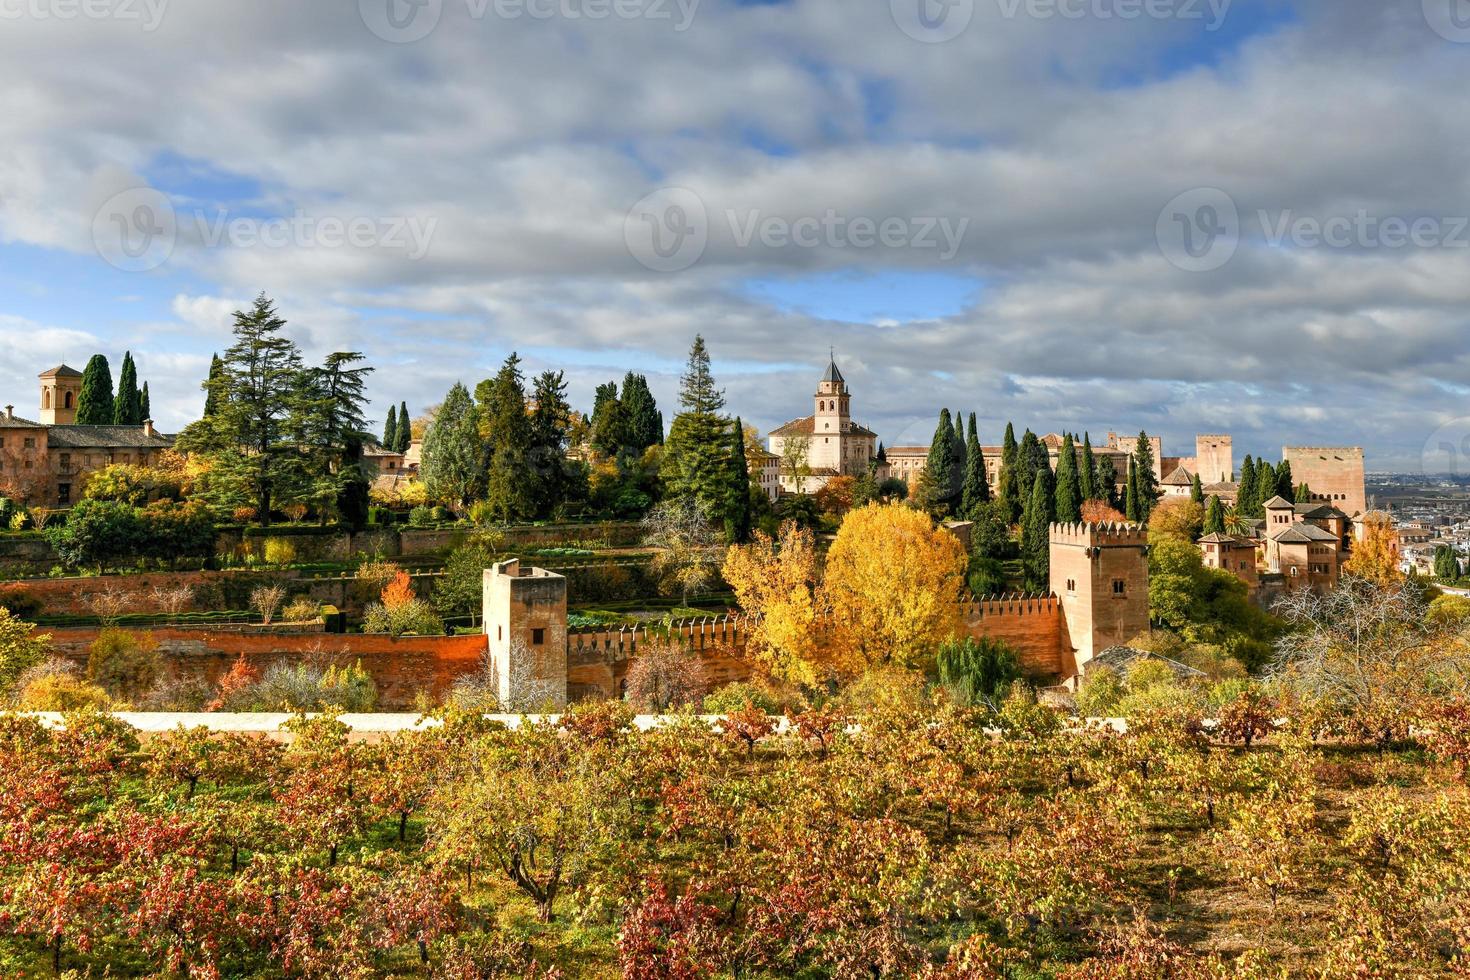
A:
<box><xmin>2</xmin><ymin>0</ymin><xmax>1470</xmax><ymax>472</ymax></box>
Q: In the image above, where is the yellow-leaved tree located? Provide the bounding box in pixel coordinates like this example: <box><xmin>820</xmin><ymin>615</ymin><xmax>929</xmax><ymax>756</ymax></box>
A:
<box><xmin>1344</xmin><ymin>511</ymin><xmax>1402</xmax><ymax>587</ymax></box>
<box><xmin>722</xmin><ymin>522</ymin><xmax>843</xmax><ymax>685</ymax></box>
<box><xmin>821</xmin><ymin>502</ymin><xmax>967</xmax><ymax>672</ymax></box>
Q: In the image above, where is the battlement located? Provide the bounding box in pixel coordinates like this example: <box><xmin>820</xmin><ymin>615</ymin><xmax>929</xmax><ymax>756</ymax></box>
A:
<box><xmin>961</xmin><ymin>591</ymin><xmax>1061</xmax><ymax>617</ymax></box>
<box><xmin>1197</xmin><ymin>434</ymin><xmax>1232</xmax><ymax>440</ymax></box>
<box><xmin>1048</xmin><ymin>521</ymin><xmax>1149</xmax><ymax>548</ymax></box>
<box><xmin>568</xmin><ymin>614</ymin><xmax>747</xmax><ymax>665</ymax></box>
<box><xmin>1283</xmin><ymin>446</ymin><xmax>1363</xmax><ymax>458</ymax></box>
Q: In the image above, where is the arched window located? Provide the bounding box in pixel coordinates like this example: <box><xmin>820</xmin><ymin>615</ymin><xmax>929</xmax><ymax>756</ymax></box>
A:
<box><xmin>64</xmin><ymin>391</ymin><xmax>74</xmax><ymax>409</ymax></box>
<box><xmin>42</xmin><ymin>390</ymin><xmax>50</xmax><ymax>410</ymax></box>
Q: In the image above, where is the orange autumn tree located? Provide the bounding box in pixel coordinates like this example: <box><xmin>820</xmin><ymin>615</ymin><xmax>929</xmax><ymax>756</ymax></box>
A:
<box><xmin>722</xmin><ymin>522</ymin><xmax>842</xmax><ymax>684</ymax></box>
<box><xmin>821</xmin><ymin>502</ymin><xmax>967</xmax><ymax>672</ymax></box>
<box><xmin>381</xmin><ymin>571</ymin><xmax>415</xmax><ymax>609</ymax></box>
<box><xmin>1344</xmin><ymin>511</ymin><xmax>1402</xmax><ymax>587</ymax></box>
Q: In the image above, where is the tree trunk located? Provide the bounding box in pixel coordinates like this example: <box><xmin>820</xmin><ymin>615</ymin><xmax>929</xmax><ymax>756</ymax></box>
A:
<box><xmin>398</xmin><ymin>811</ymin><xmax>408</xmax><ymax>842</ymax></box>
<box><xmin>53</xmin><ymin>934</ymin><xmax>62</xmax><ymax>974</ymax></box>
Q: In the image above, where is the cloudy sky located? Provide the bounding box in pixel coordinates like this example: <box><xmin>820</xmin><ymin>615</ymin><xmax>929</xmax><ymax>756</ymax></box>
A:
<box><xmin>2</xmin><ymin>0</ymin><xmax>1469</xmax><ymax>471</ymax></box>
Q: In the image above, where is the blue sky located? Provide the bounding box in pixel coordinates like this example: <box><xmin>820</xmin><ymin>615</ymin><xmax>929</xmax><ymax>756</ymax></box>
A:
<box><xmin>2</xmin><ymin>0</ymin><xmax>1469</xmax><ymax>470</ymax></box>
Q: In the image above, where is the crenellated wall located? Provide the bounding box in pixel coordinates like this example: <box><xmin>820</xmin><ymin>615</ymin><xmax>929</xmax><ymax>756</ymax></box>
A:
<box><xmin>957</xmin><ymin>592</ymin><xmax>1065</xmax><ymax>676</ymax></box>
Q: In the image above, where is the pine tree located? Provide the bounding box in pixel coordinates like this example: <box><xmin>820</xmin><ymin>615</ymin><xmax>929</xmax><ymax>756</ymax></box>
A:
<box><xmin>1191</xmin><ymin>473</ymin><xmax>1204</xmax><ymax>504</ymax></box>
<box><xmin>76</xmin><ymin>354</ymin><xmax>114</xmax><ymax>425</ymax></box>
<box><xmin>529</xmin><ymin>370</ymin><xmax>577</xmax><ymax>518</ymax></box>
<box><xmin>1079</xmin><ymin>432</ymin><xmax>1097</xmax><ymax>502</ymax></box>
<box><xmin>1097</xmin><ymin>454</ymin><xmax>1119</xmax><ymax>509</ymax></box>
<box><xmin>662</xmin><ymin>335</ymin><xmax>735</xmax><ymax>523</ymax></box>
<box><xmin>1021</xmin><ymin>472</ymin><xmax>1054</xmax><ymax>591</ymax></box>
<box><xmin>383</xmin><ymin>404</ymin><xmax>399</xmax><ymax>450</ymax></box>
<box><xmin>1054</xmin><ymin>433</ymin><xmax>1082</xmax><ymax>523</ymax></box>
<box><xmin>921</xmin><ymin>409</ymin><xmax>959</xmax><ymax>514</ymax></box>
<box><xmin>479</xmin><ymin>353</ymin><xmax>536</xmax><ymax>522</ymax></box>
<box><xmin>1204</xmin><ymin>495</ymin><xmax>1226</xmax><ymax>536</ymax></box>
<box><xmin>294</xmin><ymin>351</ymin><xmax>374</xmax><ymax>526</ymax></box>
<box><xmin>202</xmin><ymin>354</ymin><xmax>225</xmax><ymax>418</ymax></box>
<box><xmin>420</xmin><ymin>382</ymin><xmax>486</xmax><ymax>508</ymax></box>
<box><xmin>140</xmin><ymin>381</ymin><xmax>150</xmax><ymax>421</ymax></box>
<box><xmin>998</xmin><ymin>422</ymin><xmax>1022</xmax><ymax>524</ymax></box>
<box><xmin>621</xmin><ymin>372</ymin><xmax>663</xmax><ymax>451</ymax></box>
<box><xmin>725</xmin><ymin>417</ymin><xmax>752</xmax><ymax>543</ymax></box>
<box><xmin>113</xmin><ymin>351</ymin><xmax>142</xmax><ymax>425</ymax></box>
<box><xmin>959</xmin><ymin>417</ymin><xmax>990</xmax><ymax>520</ymax></box>
<box><xmin>396</xmin><ymin>401</ymin><xmax>411</xmax><ymax>452</ymax></box>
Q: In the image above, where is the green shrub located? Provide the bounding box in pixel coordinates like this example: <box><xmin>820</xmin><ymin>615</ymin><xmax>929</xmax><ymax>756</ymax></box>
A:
<box><xmin>935</xmin><ymin>635</ymin><xmax>1021</xmax><ymax>708</ymax></box>
<box><xmin>86</xmin><ymin>628</ymin><xmax>160</xmax><ymax>700</ymax></box>
<box><xmin>18</xmin><ymin>669</ymin><xmax>112</xmax><ymax>711</ymax></box>
<box><xmin>262</xmin><ymin>538</ymin><xmax>299</xmax><ymax>566</ymax></box>
<box><xmin>703</xmin><ymin>681</ymin><xmax>780</xmax><ymax>715</ymax></box>
<box><xmin>362</xmin><ymin>598</ymin><xmax>445</xmax><ymax>636</ymax></box>
<box><xmin>281</xmin><ymin>597</ymin><xmax>322</xmax><ymax>623</ymax></box>
<box><xmin>408</xmin><ymin>505</ymin><xmax>435</xmax><ymax>527</ymax></box>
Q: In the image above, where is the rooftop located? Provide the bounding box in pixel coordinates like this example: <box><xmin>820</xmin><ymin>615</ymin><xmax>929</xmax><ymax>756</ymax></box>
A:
<box><xmin>46</xmin><ymin>425</ymin><xmax>174</xmax><ymax>449</ymax></box>
<box><xmin>38</xmin><ymin>364</ymin><xmax>82</xmax><ymax>379</ymax></box>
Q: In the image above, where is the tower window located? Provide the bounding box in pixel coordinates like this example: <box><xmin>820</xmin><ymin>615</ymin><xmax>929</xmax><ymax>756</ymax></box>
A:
<box><xmin>1112</xmin><ymin>579</ymin><xmax>1127</xmax><ymax>595</ymax></box>
<box><xmin>64</xmin><ymin>391</ymin><xmax>73</xmax><ymax>409</ymax></box>
<box><xmin>532</xmin><ymin>628</ymin><xmax>545</xmax><ymax>645</ymax></box>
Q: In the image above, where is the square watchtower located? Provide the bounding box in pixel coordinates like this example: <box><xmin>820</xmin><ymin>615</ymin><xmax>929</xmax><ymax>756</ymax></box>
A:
<box><xmin>483</xmin><ymin>559</ymin><xmax>568</xmax><ymax>711</ymax></box>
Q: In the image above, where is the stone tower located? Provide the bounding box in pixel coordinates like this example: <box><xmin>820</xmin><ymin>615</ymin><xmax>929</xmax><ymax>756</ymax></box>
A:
<box><xmin>1049</xmin><ymin>522</ymin><xmax>1151</xmax><ymax>680</ymax></box>
<box><xmin>813</xmin><ymin>354</ymin><xmax>850</xmax><ymax>437</ymax></box>
<box><xmin>482</xmin><ymin>559</ymin><xmax>568</xmax><ymax>711</ymax></box>
<box><xmin>38</xmin><ymin>364</ymin><xmax>82</xmax><ymax>425</ymax></box>
<box><xmin>1194</xmin><ymin>435</ymin><xmax>1233</xmax><ymax>484</ymax></box>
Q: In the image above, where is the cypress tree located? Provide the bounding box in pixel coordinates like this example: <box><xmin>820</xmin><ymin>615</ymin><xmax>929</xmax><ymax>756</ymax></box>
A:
<box><xmin>621</xmin><ymin>372</ymin><xmax>663</xmax><ymax>451</ymax></box>
<box><xmin>876</xmin><ymin>442</ymin><xmax>887</xmax><ymax>464</ymax></box>
<box><xmin>952</xmin><ymin>411</ymin><xmax>967</xmax><ymax>483</ymax></box>
<box><xmin>1125</xmin><ymin>464</ymin><xmax>1141</xmax><ymax>522</ymax></box>
<box><xmin>1097</xmin><ymin>454</ymin><xmax>1119</xmax><ymax>509</ymax></box>
<box><xmin>1079</xmin><ymin>432</ymin><xmax>1097</xmax><ymax>502</ymax></box>
<box><xmin>1130</xmin><ymin>431</ymin><xmax>1158</xmax><ymax>522</ymax></box>
<box><xmin>1275</xmin><ymin>461</ymin><xmax>1294</xmax><ymax>501</ymax></box>
<box><xmin>725</xmin><ymin>417</ymin><xmax>752</xmax><ymax>543</ymax></box>
<box><xmin>76</xmin><ymin>354</ymin><xmax>114</xmax><ymax>425</ymax></box>
<box><xmin>1204</xmin><ymin>495</ymin><xmax>1226</xmax><ymax>536</ymax></box>
<box><xmin>960</xmin><ymin>423</ymin><xmax>990</xmax><ymax>520</ymax></box>
<box><xmin>1054</xmin><ymin>433</ymin><xmax>1082</xmax><ymax>523</ymax></box>
<box><xmin>1238</xmin><ymin>455</ymin><xmax>1258</xmax><ymax>517</ymax></box>
<box><xmin>1295</xmin><ymin>483</ymin><xmax>1313</xmax><ymax>504</ymax></box>
<box><xmin>998</xmin><ymin>422</ymin><xmax>1021</xmax><ymax>523</ymax></box>
<box><xmin>140</xmin><ymin>381</ymin><xmax>150</xmax><ymax>421</ymax></box>
<box><xmin>396</xmin><ymin>401</ymin><xmax>412</xmax><ymax>451</ymax></box>
<box><xmin>1257</xmin><ymin>461</ymin><xmax>1277</xmax><ymax>504</ymax></box>
<box><xmin>1014</xmin><ymin>430</ymin><xmax>1043</xmax><ymax>511</ymax></box>
<box><xmin>1022</xmin><ymin>471</ymin><xmax>1054</xmax><ymax>591</ymax></box>
<box><xmin>383</xmin><ymin>404</ymin><xmax>399</xmax><ymax>450</ymax></box>
<box><xmin>113</xmin><ymin>351</ymin><xmax>142</xmax><ymax>424</ymax></box>
<box><xmin>202</xmin><ymin>354</ymin><xmax>225</xmax><ymax>418</ymax></box>
<box><xmin>1190</xmin><ymin>473</ymin><xmax>1204</xmax><ymax>504</ymax></box>
<box><xmin>922</xmin><ymin>408</ymin><xmax>959</xmax><ymax>513</ymax></box>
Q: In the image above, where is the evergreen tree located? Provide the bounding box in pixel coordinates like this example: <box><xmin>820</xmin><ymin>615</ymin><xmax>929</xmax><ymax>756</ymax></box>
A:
<box><xmin>1204</xmin><ymin>495</ymin><xmax>1226</xmax><ymax>536</ymax></box>
<box><xmin>420</xmin><ymin>382</ymin><xmax>486</xmax><ymax>508</ymax></box>
<box><xmin>662</xmin><ymin>335</ymin><xmax>735</xmax><ymax>523</ymax></box>
<box><xmin>1238</xmin><ymin>455</ymin><xmax>1258</xmax><ymax>517</ymax></box>
<box><xmin>998</xmin><ymin>422</ymin><xmax>1022</xmax><ymax>524</ymax></box>
<box><xmin>1097</xmin><ymin>454</ymin><xmax>1119</xmax><ymax>509</ymax></box>
<box><xmin>396</xmin><ymin>401</ymin><xmax>412</xmax><ymax>452</ymax></box>
<box><xmin>1125</xmin><ymin>464</ymin><xmax>1141</xmax><ymax>522</ymax></box>
<box><xmin>478</xmin><ymin>353</ymin><xmax>536</xmax><ymax>522</ymax></box>
<box><xmin>174</xmin><ymin>294</ymin><xmax>305</xmax><ymax>522</ymax></box>
<box><xmin>952</xmin><ymin>411</ymin><xmax>967</xmax><ymax>484</ymax></box>
<box><xmin>140</xmin><ymin>382</ymin><xmax>150</xmax><ymax>421</ymax></box>
<box><xmin>1054</xmin><ymin>433</ymin><xmax>1082</xmax><ymax>523</ymax></box>
<box><xmin>1434</xmin><ymin>545</ymin><xmax>1461</xmax><ymax>582</ymax></box>
<box><xmin>383</xmin><ymin>404</ymin><xmax>399</xmax><ymax>450</ymax></box>
<box><xmin>529</xmin><ymin>370</ymin><xmax>578</xmax><ymax>517</ymax></box>
<box><xmin>1079</xmin><ymin>432</ymin><xmax>1097</xmax><ymax>502</ymax></box>
<box><xmin>1021</xmin><ymin>472</ymin><xmax>1054</xmax><ymax>591</ymax></box>
<box><xmin>921</xmin><ymin>408</ymin><xmax>959</xmax><ymax>513</ymax></box>
<box><xmin>202</xmin><ymin>354</ymin><xmax>225</xmax><ymax>418</ymax></box>
<box><xmin>294</xmin><ymin>351</ymin><xmax>374</xmax><ymax>527</ymax></box>
<box><xmin>621</xmin><ymin>372</ymin><xmax>663</xmax><ymax>451</ymax></box>
<box><xmin>1013</xmin><ymin>429</ymin><xmax>1050</xmax><ymax>514</ymax></box>
<box><xmin>1275</xmin><ymin>461</ymin><xmax>1295</xmax><ymax>501</ymax></box>
<box><xmin>724</xmin><ymin>417</ymin><xmax>752</xmax><ymax>543</ymax></box>
<box><xmin>1295</xmin><ymin>482</ymin><xmax>1314</xmax><ymax>504</ymax></box>
<box><xmin>1257</xmin><ymin>461</ymin><xmax>1277</xmax><ymax>504</ymax></box>
<box><xmin>959</xmin><ymin>417</ymin><xmax>990</xmax><ymax>520</ymax></box>
<box><xmin>1130</xmin><ymin>431</ymin><xmax>1158</xmax><ymax>522</ymax></box>
<box><xmin>1190</xmin><ymin>472</ymin><xmax>1204</xmax><ymax>504</ymax></box>
<box><xmin>76</xmin><ymin>354</ymin><xmax>114</xmax><ymax>425</ymax></box>
<box><xmin>113</xmin><ymin>351</ymin><xmax>142</xmax><ymax>425</ymax></box>
<box><xmin>589</xmin><ymin>382</ymin><xmax>627</xmax><ymax>457</ymax></box>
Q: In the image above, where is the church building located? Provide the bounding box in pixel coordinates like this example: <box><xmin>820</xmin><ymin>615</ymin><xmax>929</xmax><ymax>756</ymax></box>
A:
<box><xmin>766</xmin><ymin>356</ymin><xmax>879</xmax><ymax>494</ymax></box>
